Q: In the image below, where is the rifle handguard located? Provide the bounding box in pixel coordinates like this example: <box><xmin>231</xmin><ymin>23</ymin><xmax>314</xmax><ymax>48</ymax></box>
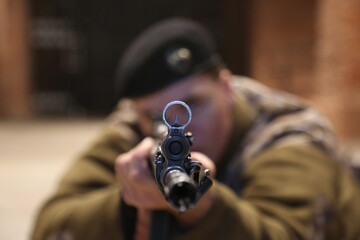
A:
<box><xmin>153</xmin><ymin>101</ymin><xmax>212</xmax><ymax>212</ymax></box>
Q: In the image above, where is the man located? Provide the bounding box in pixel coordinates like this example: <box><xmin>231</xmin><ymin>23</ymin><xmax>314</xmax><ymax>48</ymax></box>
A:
<box><xmin>32</xmin><ymin>18</ymin><xmax>360</xmax><ymax>240</ymax></box>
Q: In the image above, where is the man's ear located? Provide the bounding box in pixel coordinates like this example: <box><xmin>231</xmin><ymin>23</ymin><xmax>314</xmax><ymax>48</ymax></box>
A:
<box><xmin>219</xmin><ymin>69</ymin><xmax>234</xmax><ymax>105</ymax></box>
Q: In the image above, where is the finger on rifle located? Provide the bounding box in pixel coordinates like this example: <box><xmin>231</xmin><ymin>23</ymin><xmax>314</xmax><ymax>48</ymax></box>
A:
<box><xmin>190</xmin><ymin>151</ymin><xmax>216</xmax><ymax>177</ymax></box>
<box><xmin>129</xmin><ymin>137</ymin><xmax>155</xmax><ymax>160</ymax></box>
<box><xmin>115</xmin><ymin>137</ymin><xmax>156</xmax><ymax>205</ymax></box>
<box><xmin>115</xmin><ymin>152</ymin><xmax>137</xmax><ymax>204</ymax></box>
<box><xmin>115</xmin><ymin>137</ymin><xmax>154</xmax><ymax>184</ymax></box>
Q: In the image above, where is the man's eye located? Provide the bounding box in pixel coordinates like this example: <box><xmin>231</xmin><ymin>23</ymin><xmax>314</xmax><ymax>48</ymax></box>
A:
<box><xmin>149</xmin><ymin>110</ymin><xmax>162</xmax><ymax>121</ymax></box>
<box><xmin>187</xmin><ymin>100</ymin><xmax>202</xmax><ymax>112</ymax></box>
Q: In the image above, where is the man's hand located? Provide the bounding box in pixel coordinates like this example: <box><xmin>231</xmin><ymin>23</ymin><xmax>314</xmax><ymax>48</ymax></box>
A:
<box><xmin>115</xmin><ymin>137</ymin><xmax>217</xmax><ymax>227</ymax></box>
<box><xmin>115</xmin><ymin>137</ymin><xmax>170</xmax><ymax>210</ymax></box>
<box><xmin>176</xmin><ymin>151</ymin><xmax>217</xmax><ymax>226</ymax></box>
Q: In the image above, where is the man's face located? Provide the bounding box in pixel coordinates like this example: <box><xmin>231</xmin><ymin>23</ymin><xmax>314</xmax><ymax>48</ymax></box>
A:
<box><xmin>134</xmin><ymin>70</ymin><xmax>234</xmax><ymax>163</ymax></box>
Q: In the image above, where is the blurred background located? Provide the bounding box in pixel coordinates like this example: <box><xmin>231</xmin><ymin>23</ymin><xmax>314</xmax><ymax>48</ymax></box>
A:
<box><xmin>0</xmin><ymin>0</ymin><xmax>359</xmax><ymax>239</ymax></box>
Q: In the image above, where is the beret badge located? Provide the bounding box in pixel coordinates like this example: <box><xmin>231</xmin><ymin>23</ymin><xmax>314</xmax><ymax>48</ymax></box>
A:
<box><xmin>166</xmin><ymin>47</ymin><xmax>193</xmax><ymax>74</ymax></box>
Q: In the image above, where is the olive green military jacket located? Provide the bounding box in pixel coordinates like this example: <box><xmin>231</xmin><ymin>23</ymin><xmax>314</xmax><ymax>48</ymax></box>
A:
<box><xmin>32</xmin><ymin>77</ymin><xmax>360</xmax><ymax>240</ymax></box>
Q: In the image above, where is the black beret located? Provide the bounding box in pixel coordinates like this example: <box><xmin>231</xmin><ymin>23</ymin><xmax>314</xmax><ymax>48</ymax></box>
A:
<box><xmin>115</xmin><ymin>18</ymin><xmax>222</xmax><ymax>98</ymax></box>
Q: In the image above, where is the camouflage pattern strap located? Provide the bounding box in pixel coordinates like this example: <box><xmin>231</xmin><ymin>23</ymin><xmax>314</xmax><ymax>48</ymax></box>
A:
<box><xmin>231</xmin><ymin>76</ymin><xmax>338</xmax><ymax>165</ymax></box>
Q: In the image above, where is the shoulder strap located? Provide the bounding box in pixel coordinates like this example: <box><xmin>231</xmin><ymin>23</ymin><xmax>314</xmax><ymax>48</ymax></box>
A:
<box><xmin>223</xmin><ymin>77</ymin><xmax>349</xmax><ymax>193</ymax></box>
<box><xmin>232</xmin><ymin>76</ymin><xmax>338</xmax><ymax>162</ymax></box>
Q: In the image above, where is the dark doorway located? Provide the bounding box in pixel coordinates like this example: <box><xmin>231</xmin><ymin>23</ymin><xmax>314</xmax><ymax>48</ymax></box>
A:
<box><xmin>30</xmin><ymin>0</ymin><xmax>251</xmax><ymax>116</ymax></box>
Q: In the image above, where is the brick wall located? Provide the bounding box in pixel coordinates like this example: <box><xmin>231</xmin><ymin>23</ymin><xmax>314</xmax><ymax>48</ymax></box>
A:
<box><xmin>315</xmin><ymin>0</ymin><xmax>360</xmax><ymax>139</ymax></box>
<box><xmin>249</xmin><ymin>0</ymin><xmax>360</xmax><ymax>139</ymax></box>
<box><xmin>0</xmin><ymin>0</ymin><xmax>31</xmax><ymax>118</ymax></box>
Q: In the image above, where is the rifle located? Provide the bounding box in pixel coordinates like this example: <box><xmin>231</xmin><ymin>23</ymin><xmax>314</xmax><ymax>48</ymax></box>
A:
<box><xmin>150</xmin><ymin>100</ymin><xmax>213</xmax><ymax>239</ymax></box>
